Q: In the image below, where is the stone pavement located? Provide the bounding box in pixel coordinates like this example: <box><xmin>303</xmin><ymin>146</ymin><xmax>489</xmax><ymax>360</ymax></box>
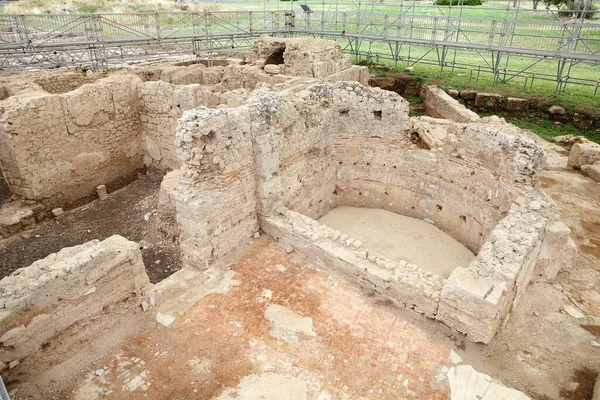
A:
<box><xmin>72</xmin><ymin>240</ymin><xmax>529</xmax><ymax>400</ymax></box>
<box><xmin>73</xmin><ymin>240</ymin><xmax>450</xmax><ymax>399</ymax></box>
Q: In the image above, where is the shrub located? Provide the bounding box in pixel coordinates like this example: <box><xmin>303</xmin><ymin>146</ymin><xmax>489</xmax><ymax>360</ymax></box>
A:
<box><xmin>435</xmin><ymin>0</ymin><xmax>482</xmax><ymax>6</ymax></box>
<box><xmin>557</xmin><ymin>1</ymin><xmax>597</xmax><ymax>19</ymax></box>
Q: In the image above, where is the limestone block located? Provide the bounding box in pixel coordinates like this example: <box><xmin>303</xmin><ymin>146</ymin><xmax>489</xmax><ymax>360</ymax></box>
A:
<box><xmin>411</xmin><ymin>116</ymin><xmax>453</xmax><ymax>149</ymax></box>
<box><xmin>0</xmin><ymin>235</ymin><xmax>152</xmax><ymax>363</ymax></box>
<box><xmin>0</xmin><ymin>201</ymin><xmax>37</xmax><ymax>239</ymax></box>
<box><xmin>568</xmin><ymin>141</ymin><xmax>600</xmax><ymax>169</ymax></box>
<box><xmin>549</xmin><ymin>105</ymin><xmax>566</xmax><ymax>115</ymax></box>
<box><xmin>474</xmin><ymin>93</ymin><xmax>504</xmax><ymax>108</ymax></box>
<box><xmin>533</xmin><ymin>221</ymin><xmax>577</xmax><ymax>281</ymax></box>
<box><xmin>582</xmin><ymin>163</ymin><xmax>600</xmax><ymax>182</ymax></box>
<box><xmin>459</xmin><ymin>90</ymin><xmax>477</xmax><ymax>100</ymax></box>
<box><xmin>420</xmin><ymin>85</ymin><xmax>480</xmax><ymax>123</ymax></box>
<box><xmin>437</xmin><ymin>267</ymin><xmax>510</xmax><ymax>343</ymax></box>
<box><xmin>504</xmin><ymin>97</ymin><xmax>528</xmax><ymax>111</ymax></box>
<box><xmin>264</xmin><ymin>64</ymin><xmax>282</xmax><ymax>75</ymax></box>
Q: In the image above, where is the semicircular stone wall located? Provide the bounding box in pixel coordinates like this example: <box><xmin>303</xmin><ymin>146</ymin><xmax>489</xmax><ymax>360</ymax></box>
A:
<box><xmin>174</xmin><ymin>81</ymin><xmax>570</xmax><ymax>344</ymax></box>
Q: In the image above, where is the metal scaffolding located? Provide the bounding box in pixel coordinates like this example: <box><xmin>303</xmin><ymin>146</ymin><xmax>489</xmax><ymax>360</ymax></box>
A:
<box><xmin>0</xmin><ymin>1</ymin><xmax>598</xmax><ymax>93</ymax></box>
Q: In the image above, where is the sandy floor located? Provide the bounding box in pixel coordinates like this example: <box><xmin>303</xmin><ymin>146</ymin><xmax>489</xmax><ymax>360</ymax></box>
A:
<box><xmin>318</xmin><ymin>206</ymin><xmax>475</xmax><ymax>278</ymax></box>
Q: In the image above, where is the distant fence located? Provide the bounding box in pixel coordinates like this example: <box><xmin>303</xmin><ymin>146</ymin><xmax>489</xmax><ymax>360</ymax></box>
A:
<box><xmin>0</xmin><ymin>6</ymin><xmax>599</xmax><ymax>94</ymax></box>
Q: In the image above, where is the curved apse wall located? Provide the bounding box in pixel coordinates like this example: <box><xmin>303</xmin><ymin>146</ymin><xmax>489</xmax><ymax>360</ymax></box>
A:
<box><xmin>176</xmin><ymin>82</ymin><xmax>556</xmax><ymax>344</ymax></box>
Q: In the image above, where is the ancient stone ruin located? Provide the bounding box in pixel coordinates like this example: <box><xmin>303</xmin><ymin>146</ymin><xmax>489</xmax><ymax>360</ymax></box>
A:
<box><xmin>0</xmin><ymin>36</ymin><xmax>592</xmax><ymax>399</ymax></box>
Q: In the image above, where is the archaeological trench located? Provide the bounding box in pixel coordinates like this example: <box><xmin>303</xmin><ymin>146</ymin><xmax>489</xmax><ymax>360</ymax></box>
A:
<box><xmin>0</xmin><ymin>36</ymin><xmax>599</xmax><ymax>399</ymax></box>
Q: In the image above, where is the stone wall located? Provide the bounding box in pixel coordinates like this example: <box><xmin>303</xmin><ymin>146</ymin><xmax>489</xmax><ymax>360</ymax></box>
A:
<box><xmin>437</xmin><ymin>191</ymin><xmax>556</xmax><ymax>343</ymax></box>
<box><xmin>252</xmin><ymin>35</ymin><xmax>354</xmax><ymax>79</ymax></box>
<box><xmin>0</xmin><ymin>235</ymin><xmax>153</xmax><ymax>365</ymax></box>
<box><xmin>332</xmin><ymin>113</ymin><xmax>543</xmax><ymax>253</ymax></box>
<box><xmin>0</xmin><ymin>75</ymin><xmax>143</xmax><ymax>209</ymax></box>
<box><xmin>172</xmin><ymin>82</ymin><xmax>567</xmax><ymax>343</ymax></box>
<box><xmin>139</xmin><ymin>81</ymin><xmax>213</xmax><ymax>171</ymax></box>
<box><xmin>263</xmin><ymin>208</ymin><xmax>444</xmax><ymax>317</ymax></box>
<box><xmin>0</xmin><ymin>39</ymin><xmax>368</xmax><ymax>217</ymax></box>
<box><xmin>175</xmin><ymin>107</ymin><xmax>258</xmax><ymax>268</ymax></box>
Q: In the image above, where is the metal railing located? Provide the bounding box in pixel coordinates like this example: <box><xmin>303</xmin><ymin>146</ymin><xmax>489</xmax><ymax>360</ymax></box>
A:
<box><xmin>0</xmin><ymin>3</ymin><xmax>598</xmax><ymax>94</ymax></box>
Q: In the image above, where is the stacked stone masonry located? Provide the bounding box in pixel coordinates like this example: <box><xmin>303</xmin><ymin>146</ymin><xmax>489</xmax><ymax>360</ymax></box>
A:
<box><xmin>173</xmin><ymin>80</ymin><xmax>574</xmax><ymax>344</ymax></box>
<box><xmin>0</xmin><ymin>235</ymin><xmax>153</xmax><ymax>367</ymax></box>
<box><xmin>0</xmin><ymin>36</ymin><xmax>368</xmax><ymax>237</ymax></box>
<box><xmin>0</xmin><ymin>36</ymin><xmax>575</xmax><ymax>347</ymax></box>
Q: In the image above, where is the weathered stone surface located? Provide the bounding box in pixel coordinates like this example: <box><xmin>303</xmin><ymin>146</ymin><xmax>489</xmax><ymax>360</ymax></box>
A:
<box><xmin>264</xmin><ymin>64</ymin><xmax>282</xmax><ymax>74</ymax></box>
<box><xmin>554</xmin><ymin>134</ymin><xmax>585</xmax><ymax>144</ymax></box>
<box><xmin>252</xmin><ymin>35</ymin><xmax>353</xmax><ymax>79</ymax></box>
<box><xmin>459</xmin><ymin>90</ymin><xmax>477</xmax><ymax>100</ymax></box>
<box><xmin>593</xmin><ymin>372</ymin><xmax>600</xmax><ymax>400</ymax></box>
<box><xmin>448</xmin><ymin>89</ymin><xmax>459</xmax><ymax>98</ymax></box>
<box><xmin>549</xmin><ymin>105</ymin><xmax>566</xmax><ymax>115</ymax></box>
<box><xmin>437</xmin><ymin>267</ymin><xmax>509</xmax><ymax>343</ymax></box>
<box><xmin>0</xmin><ymin>75</ymin><xmax>143</xmax><ymax>209</ymax></box>
<box><xmin>582</xmin><ymin>163</ymin><xmax>600</xmax><ymax>182</ymax></box>
<box><xmin>0</xmin><ymin>235</ymin><xmax>152</xmax><ymax>363</ymax></box>
<box><xmin>567</xmin><ymin>141</ymin><xmax>600</xmax><ymax>169</ymax></box>
<box><xmin>139</xmin><ymin>81</ymin><xmax>213</xmax><ymax>171</ymax></box>
<box><xmin>420</xmin><ymin>85</ymin><xmax>480</xmax><ymax>123</ymax></box>
<box><xmin>447</xmin><ymin>365</ymin><xmax>531</xmax><ymax>400</ymax></box>
<box><xmin>474</xmin><ymin>92</ymin><xmax>504</xmax><ymax>108</ymax></box>
<box><xmin>504</xmin><ymin>97</ymin><xmax>528</xmax><ymax>111</ymax></box>
<box><xmin>0</xmin><ymin>200</ymin><xmax>38</xmax><ymax>239</ymax></box>
<box><xmin>533</xmin><ymin>221</ymin><xmax>577</xmax><ymax>281</ymax></box>
<box><xmin>411</xmin><ymin>116</ymin><xmax>454</xmax><ymax>149</ymax></box>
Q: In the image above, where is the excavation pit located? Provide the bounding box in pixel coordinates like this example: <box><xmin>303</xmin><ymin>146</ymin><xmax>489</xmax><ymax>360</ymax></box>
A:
<box><xmin>0</xmin><ymin>36</ymin><xmax>580</xmax><ymax>397</ymax></box>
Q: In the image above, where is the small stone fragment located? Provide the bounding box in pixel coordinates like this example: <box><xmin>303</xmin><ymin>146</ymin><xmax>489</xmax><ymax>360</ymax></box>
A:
<box><xmin>275</xmin><ymin>264</ymin><xmax>287</xmax><ymax>272</ymax></box>
<box><xmin>285</xmin><ymin>246</ymin><xmax>294</xmax><ymax>254</ymax></box>
<box><xmin>563</xmin><ymin>304</ymin><xmax>585</xmax><ymax>319</ymax></box>
<box><xmin>355</xmin><ymin>251</ymin><xmax>367</xmax><ymax>259</ymax></box>
<box><xmin>96</xmin><ymin>185</ymin><xmax>108</xmax><ymax>201</ymax></box>
<box><xmin>96</xmin><ymin>368</ymin><xmax>105</xmax><ymax>377</ymax></box>
<box><xmin>253</xmin><ymin>232</ymin><xmax>261</xmax><ymax>239</ymax></box>
<box><xmin>52</xmin><ymin>208</ymin><xmax>64</xmax><ymax>217</ymax></box>
<box><xmin>9</xmin><ymin>359</ymin><xmax>19</xmax><ymax>369</ymax></box>
<box><xmin>141</xmin><ymin>301</ymin><xmax>149</xmax><ymax>312</ymax></box>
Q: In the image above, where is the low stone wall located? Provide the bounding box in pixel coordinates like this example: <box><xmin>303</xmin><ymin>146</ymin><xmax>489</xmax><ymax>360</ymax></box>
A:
<box><xmin>420</xmin><ymin>85</ymin><xmax>480</xmax><ymax>123</ymax></box>
<box><xmin>263</xmin><ymin>208</ymin><xmax>443</xmax><ymax>317</ymax></box>
<box><xmin>0</xmin><ymin>235</ymin><xmax>153</xmax><ymax>366</ymax></box>
<box><xmin>437</xmin><ymin>192</ymin><xmax>555</xmax><ymax>343</ymax></box>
